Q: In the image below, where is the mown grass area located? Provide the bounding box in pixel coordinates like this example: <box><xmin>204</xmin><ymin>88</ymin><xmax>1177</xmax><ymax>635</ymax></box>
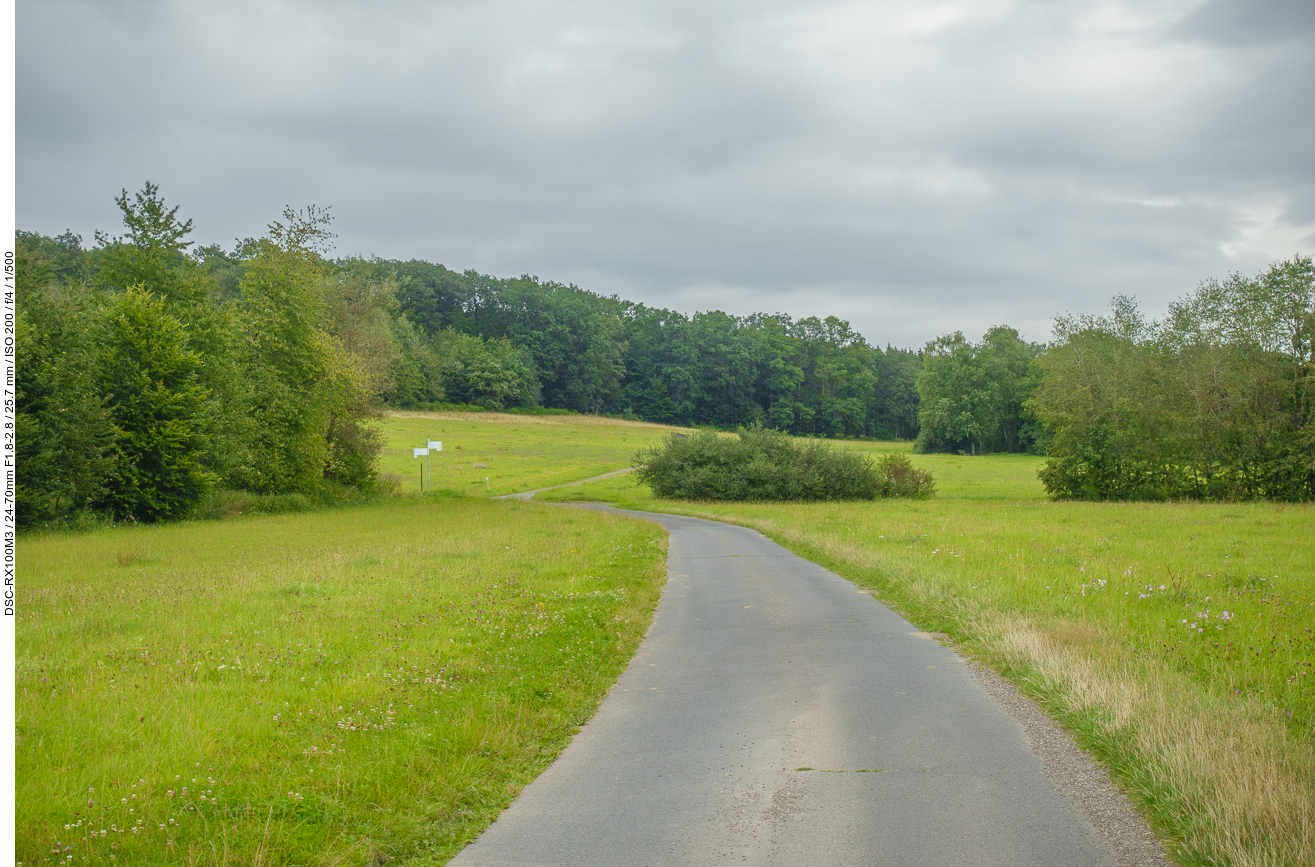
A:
<box><xmin>378</xmin><ymin>410</ymin><xmax>679</xmax><ymax>498</ymax></box>
<box><xmin>17</xmin><ymin>496</ymin><xmax>667</xmax><ymax>866</ymax></box>
<box><xmin>543</xmin><ymin>456</ymin><xmax>1315</xmax><ymax>867</ymax></box>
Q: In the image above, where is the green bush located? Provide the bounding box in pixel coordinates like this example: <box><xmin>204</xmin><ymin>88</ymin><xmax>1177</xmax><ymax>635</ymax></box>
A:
<box><xmin>873</xmin><ymin>453</ymin><xmax>937</xmax><ymax>498</ymax></box>
<box><xmin>635</xmin><ymin>426</ymin><xmax>932</xmax><ymax>501</ymax></box>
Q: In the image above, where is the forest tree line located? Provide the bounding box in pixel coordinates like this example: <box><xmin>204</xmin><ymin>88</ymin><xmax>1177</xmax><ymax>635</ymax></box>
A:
<box><xmin>16</xmin><ymin>184</ymin><xmax>1315</xmax><ymax>526</ymax></box>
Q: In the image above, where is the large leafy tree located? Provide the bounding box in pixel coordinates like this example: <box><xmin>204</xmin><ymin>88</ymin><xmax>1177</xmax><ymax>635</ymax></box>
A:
<box><xmin>870</xmin><ymin>346</ymin><xmax>921</xmax><ymax>440</ymax></box>
<box><xmin>618</xmin><ymin>304</ymin><xmax>700</xmax><ymax>424</ymax></box>
<box><xmin>1031</xmin><ymin>301</ymin><xmax>1176</xmax><ymax>499</ymax></box>
<box><xmin>14</xmin><ymin>240</ymin><xmax>117</xmax><ymax>527</ymax></box>
<box><xmin>915</xmin><ymin>326</ymin><xmax>1042</xmax><ymax>454</ymax></box>
<box><xmin>469</xmin><ymin>276</ymin><xmax>626</xmax><ymax>414</ymax></box>
<box><xmin>230</xmin><ymin>207</ymin><xmax>382</xmax><ymax>493</ymax></box>
<box><xmin>97</xmin><ymin>287</ymin><xmax>215</xmax><ymax>521</ymax></box>
<box><xmin>791</xmin><ymin>316</ymin><xmax>878</xmax><ymax>437</ymax></box>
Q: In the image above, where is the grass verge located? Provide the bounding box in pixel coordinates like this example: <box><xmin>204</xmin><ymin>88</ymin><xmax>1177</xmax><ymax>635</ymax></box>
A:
<box><xmin>17</xmin><ymin>496</ymin><xmax>667</xmax><ymax>866</ymax></box>
<box><xmin>545</xmin><ymin>463</ymin><xmax>1315</xmax><ymax>867</ymax></box>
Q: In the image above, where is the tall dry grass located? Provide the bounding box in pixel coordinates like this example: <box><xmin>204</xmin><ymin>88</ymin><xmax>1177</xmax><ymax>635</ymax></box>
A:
<box><xmin>988</xmin><ymin>615</ymin><xmax>1313</xmax><ymax>867</ymax></box>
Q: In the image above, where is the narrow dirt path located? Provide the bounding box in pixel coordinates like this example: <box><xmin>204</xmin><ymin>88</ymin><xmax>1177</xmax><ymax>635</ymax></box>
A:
<box><xmin>451</xmin><ymin>507</ymin><xmax>1169</xmax><ymax>867</ymax></box>
<box><xmin>495</xmin><ymin>467</ymin><xmax>635</xmax><ymax>501</ymax></box>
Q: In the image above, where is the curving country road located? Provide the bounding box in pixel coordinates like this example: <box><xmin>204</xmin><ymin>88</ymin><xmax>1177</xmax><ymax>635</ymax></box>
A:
<box><xmin>450</xmin><ymin>507</ymin><xmax>1162</xmax><ymax>867</ymax></box>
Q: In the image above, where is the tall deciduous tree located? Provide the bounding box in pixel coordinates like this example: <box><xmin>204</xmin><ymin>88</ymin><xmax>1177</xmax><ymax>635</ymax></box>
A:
<box><xmin>1033</xmin><ymin>262</ymin><xmax>1314</xmax><ymax>501</ymax></box>
<box><xmin>224</xmin><ymin>207</ymin><xmax>380</xmax><ymax>493</ymax></box>
<box><xmin>14</xmin><ymin>240</ymin><xmax>117</xmax><ymax>527</ymax></box>
<box><xmin>97</xmin><ymin>287</ymin><xmax>215</xmax><ymax>521</ymax></box>
<box><xmin>915</xmin><ymin>327</ymin><xmax>1042</xmax><ymax>454</ymax></box>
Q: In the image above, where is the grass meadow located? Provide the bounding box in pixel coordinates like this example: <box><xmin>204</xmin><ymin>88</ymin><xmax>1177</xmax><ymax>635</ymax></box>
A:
<box><xmin>543</xmin><ymin>444</ymin><xmax>1315</xmax><ymax>867</ymax></box>
<box><xmin>18</xmin><ymin>491</ymin><xmax>667</xmax><ymax>865</ymax></box>
<box><xmin>20</xmin><ymin>412</ymin><xmax>1314</xmax><ymax>867</ymax></box>
<box><xmin>377</xmin><ymin>410</ymin><xmax>678</xmax><ymax>497</ymax></box>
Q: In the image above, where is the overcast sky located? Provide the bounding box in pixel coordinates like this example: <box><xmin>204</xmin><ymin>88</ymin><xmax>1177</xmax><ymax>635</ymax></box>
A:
<box><xmin>16</xmin><ymin>0</ymin><xmax>1315</xmax><ymax>347</ymax></box>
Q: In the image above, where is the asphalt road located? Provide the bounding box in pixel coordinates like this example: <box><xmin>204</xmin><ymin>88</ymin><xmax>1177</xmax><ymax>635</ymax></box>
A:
<box><xmin>449</xmin><ymin>508</ymin><xmax>1120</xmax><ymax>867</ymax></box>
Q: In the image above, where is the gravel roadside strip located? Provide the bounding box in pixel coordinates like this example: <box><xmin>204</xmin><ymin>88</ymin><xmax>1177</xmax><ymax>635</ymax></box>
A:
<box><xmin>954</xmin><ymin>648</ymin><xmax>1172</xmax><ymax>867</ymax></box>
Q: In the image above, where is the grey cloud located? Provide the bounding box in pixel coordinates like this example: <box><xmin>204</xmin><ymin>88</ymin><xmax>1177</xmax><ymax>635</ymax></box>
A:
<box><xmin>17</xmin><ymin>0</ymin><xmax>1315</xmax><ymax>347</ymax></box>
<box><xmin>1175</xmin><ymin>0</ymin><xmax>1315</xmax><ymax>45</ymax></box>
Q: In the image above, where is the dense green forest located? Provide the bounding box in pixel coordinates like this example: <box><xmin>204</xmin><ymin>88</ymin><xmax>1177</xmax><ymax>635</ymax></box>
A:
<box><xmin>15</xmin><ymin>183</ymin><xmax>1315</xmax><ymax>524</ymax></box>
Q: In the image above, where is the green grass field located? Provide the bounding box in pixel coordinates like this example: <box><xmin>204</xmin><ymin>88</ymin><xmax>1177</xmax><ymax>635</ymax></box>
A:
<box><xmin>378</xmin><ymin>410</ymin><xmax>678</xmax><ymax>497</ymax></box>
<box><xmin>17</xmin><ymin>491</ymin><xmax>667</xmax><ymax>865</ymax></box>
<box><xmin>541</xmin><ymin>450</ymin><xmax>1315</xmax><ymax>867</ymax></box>
<box><xmin>21</xmin><ymin>414</ymin><xmax>1315</xmax><ymax>867</ymax></box>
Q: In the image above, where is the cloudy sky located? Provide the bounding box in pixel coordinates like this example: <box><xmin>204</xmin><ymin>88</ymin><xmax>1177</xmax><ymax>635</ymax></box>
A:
<box><xmin>16</xmin><ymin>0</ymin><xmax>1315</xmax><ymax>347</ymax></box>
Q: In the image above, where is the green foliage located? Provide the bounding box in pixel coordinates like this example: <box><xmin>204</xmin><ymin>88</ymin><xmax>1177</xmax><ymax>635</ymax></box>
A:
<box><xmin>231</xmin><ymin>238</ymin><xmax>381</xmax><ymax>494</ymax></box>
<box><xmin>471</xmin><ymin>276</ymin><xmax>625</xmax><ymax>414</ymax></box>
<box><xmin>384</xmin><ymin>258</ymin><xmax>472</xmax><ymax>334</ymax></box>
<box><xmin>380</xmin><ymin>315</ymin><xmax>447</xmax><ymax>407</ymax></box>
<box><xmin>368</xmin><ymin>257</ymin><xmax>925</xmax><ymax>437</ymax></box>
<box><xmin>105</xmin><ymin>180</ymin><xmax>195</xmax><ymax>251</ymax></box>
<box><xmin>324</xmin><ymin>262</ymin><xmax>403</xmax><ymax>398</ymax></box>
<box><xmin>17</xmin><ymin>187</ymin><xmax>390</xmax><ymax>525</ymax></box>
<box><xmin>93</xmin><ymin>181</ymin><xmax>207</xmax><ymax>306</ymax></box>
<box><xmin>1033</xmin><ymin>261</ymin><xmax>1315</xmax><ymax>502</ymax></box>
<box><xmin>97</xmin><ymin>287</ymin><xmax>216</xmax><ymax>521</ymax></box>
<box><xmin>13</xmin><ymin>298</ymin><xmax>117</xmax><ymax>527</ymax></box>
<box><xmin>635</xmin><ymin>426</ymin><xmax>888</xmax><ymax>501</ymax></box>
<box><xmin>431</xmin><ymin>328</ymin><xmax>539</xmax><ymax>410</ymax></box>
<box><xmin>914</xmin><ymin>326</ymin><xmax>1043</xmax><ymax>454</ymax></box>
<box><xmin>617</xmin><ymin>305</ymin><xmax>920</xmax><ymax>437</ymax></box>
<box><xmin>15</xmin><ymin>237</ymin><xmax>119</xmax><ymax>528</ymax></box>
<box><xmin>15</xmin><ymin>229</ymin><xmax>89</xmax><ymax>284</ymax></box>
<box><xmin>871</xmin><ymin>346</ymin><xmax>922</xmax><ymax>439</ymax></box>
<box><xmin>33</xmin><ymin>182</ymin><xmax>1309</xmax><ymax>516</ymax></box>
<box><xmin>872</xmin><ymin>453</ymin><xmax>937</xmax><ymax>498</ymax></box>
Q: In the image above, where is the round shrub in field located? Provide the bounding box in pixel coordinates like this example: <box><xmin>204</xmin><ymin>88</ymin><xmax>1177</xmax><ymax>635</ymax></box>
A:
<box><xmin>635</xmin><ymin>427</ymin><xmax>935</xmax><ymax>501</ymax></box>
<box><xmin>872</xmin><ymin>452</ymin><xmax>937</xmax><ymax>498</ymax></box>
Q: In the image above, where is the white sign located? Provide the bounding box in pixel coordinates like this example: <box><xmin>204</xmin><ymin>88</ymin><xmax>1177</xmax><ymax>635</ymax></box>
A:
<box><xmin>428</xmin><ymin>440</ymin><xmax>443</xmax><ymax>451</ymax></box>
<box><xmin>413</xmin><ymin>447</ymin><xmax>429</xmax><ymax>458</ymax></box>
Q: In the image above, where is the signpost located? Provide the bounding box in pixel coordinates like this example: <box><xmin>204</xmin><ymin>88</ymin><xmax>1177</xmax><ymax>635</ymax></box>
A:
<box><xmin>414</xmin><ymin>440</ymin><xmax>443</xmax><ymax>494</ymax></box>
<box><xmin>413</xmin><ymin>446</ymin><xmax>429</xmax><ymax>493</ymax></box>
